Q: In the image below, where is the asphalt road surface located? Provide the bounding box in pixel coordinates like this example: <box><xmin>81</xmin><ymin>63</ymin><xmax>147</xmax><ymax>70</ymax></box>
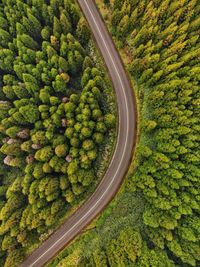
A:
<box><xmin>20</xmin><ymin>0</ymin><xmax>136</xmax><ymax>266</ymax></box>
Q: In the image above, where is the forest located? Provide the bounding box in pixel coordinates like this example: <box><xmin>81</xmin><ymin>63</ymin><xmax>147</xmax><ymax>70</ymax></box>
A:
<box><xmin>112</xmin><ymin>0</ymin><xmax>200</xmax><ymax>265</ymax></box>
<box><xmin>0</xmin><ymin>0</ymin><xmax>116</xmax><ymax>266</ymax></box>
<box><xmin>48</xmin><ymin>0</ymin><xmax>200</xmax><ymax>266</ymax></box>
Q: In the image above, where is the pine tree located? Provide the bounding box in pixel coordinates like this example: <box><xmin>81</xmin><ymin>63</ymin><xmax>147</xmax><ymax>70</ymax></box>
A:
<box><xmin>53</xmin><ymin>16</ymin><xmax>62</xmax><ymax>38</ymax></box>
<box><xmin>60</xmin><ymin>12</ymin><xmax>72</xmax><ymax>34</ymax></box>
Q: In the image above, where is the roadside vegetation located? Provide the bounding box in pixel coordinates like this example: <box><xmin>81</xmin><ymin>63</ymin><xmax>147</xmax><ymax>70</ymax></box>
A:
<box><xmin>0</xmin><ymin>0</ymin><xmax>117</xmax><ymax>266</ymax></box>
<box><xmin>48</xmin><ymin>0</ymin><xmax>200</xmax><ymax>266</ymax></box>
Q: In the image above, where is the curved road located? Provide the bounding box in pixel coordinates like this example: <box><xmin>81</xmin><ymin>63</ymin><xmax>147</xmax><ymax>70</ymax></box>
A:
<box><xmin>20</xmin><ymin>0</ymin><xmax>136</xmax><ymax>266</ymax></box>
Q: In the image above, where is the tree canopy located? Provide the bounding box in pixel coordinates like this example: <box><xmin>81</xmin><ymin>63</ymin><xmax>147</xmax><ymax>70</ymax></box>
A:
<box><xmin>0</xmin><ymin>0</ymin><xmax>116</xmax><ymax>266</ymax></box>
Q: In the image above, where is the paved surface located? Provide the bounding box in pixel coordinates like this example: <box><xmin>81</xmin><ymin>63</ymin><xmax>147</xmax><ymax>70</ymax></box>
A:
<box><xmin>20</xmin><ymin>0</ymin><xmax>136</xmax><ymax>266</ymax></box>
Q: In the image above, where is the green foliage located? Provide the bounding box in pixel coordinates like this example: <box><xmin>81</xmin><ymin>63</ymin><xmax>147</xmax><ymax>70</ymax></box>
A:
<box><xmin>104</xmin><ymin>113</ymin><xmax>116</xmax><ymax>128</ymax></box>
<box><xmin>19</xmin><ymin>104</ymin><xmax>40</xmax><ymax>123</ymax></box>
<box><xmin>107</xmin><ymin>227</ymin><xmax>142</xmax><ymax>266</ymax></box>
<box><xmin>35</xmin><ymin>146</ymin><xmax>53</xmax><ymax>162</ymax></box>
<box><xmin>48</xmin><ymin>192</ymin><xmax>146</xmax><ymax>267</ymax></box>
<box><xmin>55</xmin><ymin>144</ymin><xmax>68</xmax><ymax>158</ymax></box>
<box><xmin>0</xmin><ymin>1</ymin><xmax>116</xmax><ymax>265</ymax></box>
<box><xmin>49</xmin><ymin>1</ymin><xmax>200</xmax><ymax>266</ymax></box>
<box><xmin>76</xmin><ymin>17</ymin><xmax>91</xmax><ymax>44</ymax></box>
<box><xmin>110</xmin><ymin>0</ymin><xmax>200</xmax><ymax>266</ymax></box>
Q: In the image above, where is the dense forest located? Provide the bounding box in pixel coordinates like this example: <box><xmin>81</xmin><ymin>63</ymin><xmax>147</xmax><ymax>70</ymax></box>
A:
<box><xmin>112</xmin><ymin>0</ymin><xmax>200</xmax><ymax>266</ymax></box>
<box><xmin>48</xmin><ymin>0</ymin><xmax>200</xmax><ymax>266</ymax></box>
<box><xmin>0</xmin><ymin>0</ymin><xmax>116</xmax><ymax>266</ymax></box>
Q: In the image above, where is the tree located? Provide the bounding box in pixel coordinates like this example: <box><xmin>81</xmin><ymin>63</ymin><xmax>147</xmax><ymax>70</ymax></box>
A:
<box><xmin>70</xmin><ymin>137</ymin><xmax>80</xmax><ymax>148</ymax></box>
<box><xmin>58</xmin><ymin>57</ymin><xmax>69</xmax><ymax>72</ymax></box>
<box><xmin>92</xmin><ymin>109</ymin><xmax>102</xmax><ymax>120</ymax></box>
<box><xmin>55</xmin><ymin>144</ymin><xmax>68</xmax><ymax>158</ymax></box>
<box><xmin>13</xmin><ymin>84</ymin><xmax>30</xmax><ymax>99</ymax></box>
<box><xmin>53</xmin><ymin>16</ymin><xmax>62</xmax><ymax>38</ymax></box>
<box><xmin>35</xmin><ymin>146</ymin><xmax>53</xmax><ymax>162</ymax></box>
<box><xmin>107</xmin><ymin>227</ymin><xmax>142</xmax><ymax>266</ymax></box>
<box><xmin>69</xmin><ymin>94</ymin><xmax>78</xmax><ymax>104</ymax></box>
<box><xmin>65</xmin><ymin>127</ymin><xmax>74</xmax><ymax>139</ymax></box>
<box><xmin>52</xmin><ymin>75</ymin><xmax>68</xmax><ymax>93</ymax></box>
<box><xmin>111</xmin><ymin>9</ymin><xmax>123</xmax><ymax>30</ymax></box>
<box><xmin>4</xmin><ymin>247</ymin><xmax>25</xmax><ymax>267</ymax></box>
<box><xmin>0</xmin><ymin>28</ymin><xmax>11</xmax><ymax>47</ymax></box>
<box><xmin>83</xmin><ymin>56</ymin><xmax>93</xmax><ymax>70</ymax></box>
<box><xmin>39</xmin><ymin>88</ymin><xmax>51</xmax><ymax>103</ymax></box>
<box><xmin>1</xmin><ymin>143</ymin><xmax>21</xmax><ymax>156</ymax></box>
<box><xmin>33</xmin><ymin>162</ymin><xmax>44</xmax><ymax>179</ymax></box>
<box><xmin>51</xmin><ymin>199</ymin><xmax>64</xmax><ymax>215</ymax></box>
<box><xmin>47</xmin><ymin>45</ymin><xmax>57</xmax><ymax>59</ymax></box>
<box><xmin>5</xmin><ymin>126</ymin><xmax>21</xmax><ymax>138</ymax></box>
<box><xmin>60</xmin><ymin>12</ymin><xmax>72</xmax><ymax>34</ymax></box>
<box><xmin>96</xmin><ymin>122</ymin><xmax>107</xmax><ymax>133</ymax></box>
<box><xmin>87</xmin><ymin>149</ymin><xmax>97</xmax><ymax>161</ymax></box>
<box><xmin>64</xmin><ymin>189</ymin><xmax>74</xmax><ymax>203</ymax></box>
<box><xmin>22</xmin><ymin>75</ymin><xmax>40</xmax><ymax>94</ymax></box>
<box><xmin>143</xmin><ymin>120</ymin><xmax>157</xmax><ymax>132</ymax></box>
<box><xmin>93</xmin><ymin>132</ymin><xmax>104</xmax><ymax>144</ymax></box>
<box><xmin>18</xmin><ymin>34</ymin><xmax>39</xmax><ymax>50</ymax></box>
<box><xmin>82</xmin><ymin>139</ymin><xmax>95</xmax><ymax>151</ymax></box>
<box><xmin>136</xmin><ymin>244</ymin><xmax>175</xmax><ymax>267</ymax></box>
<box><xmin>0</xmin><ymin>49</ymin><xmax>14</xmax><ymax>72</ymax></box>
<box><xmin>19</xmin><ymin>104</ymin><xmax>40</xmax><ymax>123</ymax></box>
<box><xmin>45</xmin><ymin>177</ymin><xmax>60</xmax><ymax>201</ymax></box>
<box><xmin>52</xmin><ymin>135</ymin><xmax>67</xmax><ymax>148</ymax></box>
<box><xmin>92</xmin><ymin>249</ymin><xmax>108</xmax><ymax>267</ymax></box>
<box><xmin>41</xmin><ymin>26</ymin><xmax>51</xmax><ymax>40</ymax></box>
<box><xmin>67</xmin><ymin>161</ymin><xmax>78</xmax><ymax>175</ymax></box>
<box><xmin>116</xmin><ymin>15</ymin><xmax>130</xmax><ymax>40</ymax></box>
<box><xmin>31</xmin><ymin>131</ymin><xmax>48</xmax><ymax>146</ymax></box>
<box><xmin>27</xmin><ymin>11</ymin><xmax>42</xmax><ymax>37</ymax></box>
<box><xmin>81</xmin><ymin>127</ymin><xmax>92</xmax><ymax>138</ymax></box>
<box><xmin>76</xmin><ymin>17</ymin><xmax>90</xmax><ymax>44</ymax></box>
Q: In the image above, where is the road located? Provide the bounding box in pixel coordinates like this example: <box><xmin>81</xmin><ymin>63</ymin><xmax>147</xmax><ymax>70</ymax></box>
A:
<box><xmin>20</xmin><ymin>0</ymin><xmax>136</xmax><ymax>266</ymax></box>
